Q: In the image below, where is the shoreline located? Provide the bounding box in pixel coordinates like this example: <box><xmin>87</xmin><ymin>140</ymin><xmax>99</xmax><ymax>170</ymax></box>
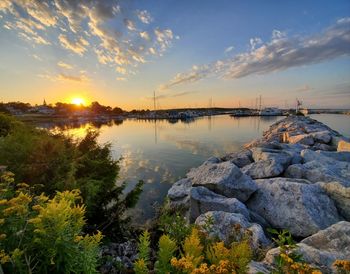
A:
<box><xmin>166</xmin><ymin>115</ymin><xmax>350</xmax><ymax>273</ymax></box>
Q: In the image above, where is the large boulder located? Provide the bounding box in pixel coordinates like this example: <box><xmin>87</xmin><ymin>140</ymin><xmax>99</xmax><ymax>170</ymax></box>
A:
<box><xmin>167</xmin><ymin>178</ymin><xmax>192</xmax><ymax>209</ymax></box>
<box><xmin>221</xmin><ymin>149</ymin><xmax>253</xmax><ymax>168</ymax></box>
<box><xmin>312</xmin><ymin>142</ymin><xmax>334</xmax><ymax>151</ymax></box>
<box><xmin>284</xmin><ymin>164</ymin><xmax>306</xmax><ymax>179</ymax></box>
<box><xmin>301</xmin><ymin>149</ymin><xmax>350</xmax><ymax>186</ymax></box>
<box><xmin>317</xmin><ymin>151</ymin><xmax>350</xmax><ymax>162</ymax></box>
<box><xmin>318</xmin><ymin>182</ymin><xmax>350</xmax><ymax>221</ymax></box>
<box><xmin>187</xmin><ymin>161</ymin><xmax>257</xmax><ymax>202</ymax></box>
<box><xmin>310</xmin><ymin>131</ymin><xmax>332</xmax><ymax>144</ymax></box>
<box><xmin>247</xmin><ymin>261</ymin><xmax>272</xmax><ymax>274</ymax></box>
<box><xmin>246</xmin><ymin>178</ymin><xmax>342</xmax><ymax>237</ymax></box>
<box><xmin>264</xmin><ymin>222</ymin><xmax>350</xmax><ymax>273</ymax></box>
<box><xmin>195</xmin><ymin>211</ymin><xmax>271</xmax><ymax>249</ymax></box>
<box><xmin>189</xmin><ymin>186</ymin><xmax>250</xmax><ymax>221</ymax></box>
<box><xmin>251</xmin><ymin>147</ymin><xmax>292</xmax><ymax>167</ymax></box>
<box><xmin>242</xmin><ymin>160</ymin><xmax>285</xmax><ymax>179</ymax></box>
<box><xmin>288</xmin><ymin>134</ymin><xmax>314</xmax><ymax>146</ymax></box>
<box><xmin>338</xmin><ymin>139</ymin><xmax>350</xmax><ymax>152</ymax></box>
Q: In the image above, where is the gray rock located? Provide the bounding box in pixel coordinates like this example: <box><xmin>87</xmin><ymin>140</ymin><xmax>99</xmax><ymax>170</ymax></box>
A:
<box><xmin>300</xmin><ymin>221</ymin><xmax>350</xmax><ymax>261</ymax></box>
<box><xmin>249</xmin><ymin>210</ymin><xmax>271</xmax><ymax>228</ymax></box>
<box><xmin>242</xmin><ymin>160</ymin><xmax>285</xmax><ymax>179</ymax></box>
<box><xmin>293</xmin><ymin>221</ymin><xmax>350</xmax><ymax>273</ymax></box>
<box><xmin>187</xmin><ymin>161</ymin><xmax>257</xmax><ymax>202</ymax></box>
<box><xmin>251</xmin><ymin>147</ymin><xmax>292</xmax><ymax>167</ymax></box>
<box><xmin>284</xmin><ymin>164</ymin><xmax>306</xmax><ymax>179</ymax></box>
<box><xmin>190</xmin><ymin>186</ymin><xmax>250</xmax><ymax>221</ymax></box>
<box><xmin>247</xmin><ymin>261</ymin><xmax>272</xmax><ymax>274</ymax></box>
<box><xmin>312</xmin><ymin>142</ymin><xmax>334</xmax><ymax>151</ymax></box>
<box><xmin>205</xmin><ymin>156</ymin><xmax>221</xmax><ymax>164</ymax></box>
<box><xmin>246</xmin><ymin>178</ymin><xmax>342</xmax><ymax>237</ymax></box>
<box><xmin>310</xmin><ymin>131</ymin><xmax>332</xmax><ymax>144</ymax></box>
<box><xmin>288</xmin><ymin>134</ymin><xmax>315</xmax><ymax>146</ymax></box>
<box><xmin>318</xmin><ymin>182</ymin><xmax>350</xmax><ymax>221</ymax></box>
<box><xmin>318</xmin><ymin>151</ymin><xmax>350</xmax><ymax>162</ymax></box>
<box><xmin>195</xmin><ymin>211</ymin><xmax>271</xmax><ymax>249</ymax></box>
<box><xmin>167</xmin><ymin>178</ymin><xmax>192</xmax><ymax>209</ymax></box>
<box><xmin>168</xmin><ymin>178</ymin><xmax>192</xmax><ymax>200</ymax></box>
<box><xmin>263</xmin><ymin>220</ymin><xmax>350</xmax><ymax>274</ymax></box>
<box><xmin>301</xmin><ymin>149</ymin><xmax>350</xmax><ymax>186</ymax></box>
<box><xmin>222</xmin><ymin>149</ymin><xmax>252</xmax><ymax>168</ymax></box>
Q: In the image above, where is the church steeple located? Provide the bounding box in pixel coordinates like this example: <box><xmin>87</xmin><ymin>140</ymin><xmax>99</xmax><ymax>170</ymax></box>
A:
<box><xmin>43</xmin><ymin>99</ymin><xmax>47</xmax><ymax>106</ymax></box>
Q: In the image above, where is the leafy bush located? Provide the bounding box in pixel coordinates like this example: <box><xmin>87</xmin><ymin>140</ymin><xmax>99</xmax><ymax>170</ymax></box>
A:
<box><xmin>158</xmin><ymin>210</ymin><xmax>193</xmax><ymax>245</ymax></box>
<box><xmin>134</xmin><ymin>224</ymin><xmax>253</xmax><ymax>274</ymax></box>
<box><xmin>0</xmin><ymin>172</ymin><xmax>102</xmax><ymax>274</ymax></box>
<box><xmin>154</xmin><ymin>235</ymin><xmax>177</xmax><ymax>274</ymax></box>
<box><xmin>0</xmin><ymin>114</ymin><xmax>143</xmax><ymax>239</ymax></box>
<box><xmin>134</xmin><ymin>231</ymin><xmax>151</xmax><ymax>274</ymax></box>
<box><xmin>170</xmin><ymin>227</ymin><xmax>252</xmax><ymax>273</ymax></box>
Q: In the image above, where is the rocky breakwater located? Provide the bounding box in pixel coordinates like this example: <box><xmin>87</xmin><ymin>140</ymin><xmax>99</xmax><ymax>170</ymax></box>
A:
<box><xmin>167</xmin><ymin>115</ymin><xmax>350</xmax><ymax>273</ymax></box>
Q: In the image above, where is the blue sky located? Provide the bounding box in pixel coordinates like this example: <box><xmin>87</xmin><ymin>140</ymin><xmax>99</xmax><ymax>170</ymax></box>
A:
<box><xmin>0</xmin><ymin>0</ymin><xmax>349</xmax><ymax>109</ymax></box>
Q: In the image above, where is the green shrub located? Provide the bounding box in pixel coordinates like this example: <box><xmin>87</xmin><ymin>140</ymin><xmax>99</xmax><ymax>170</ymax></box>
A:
<box><xmin>0</xmin><ymin>114</ymin><xmax>143</xmax><ymax>239</ymax></box>
<box><xmin>158</xmin><ymin>212</ymin><xmax>192</xmax><ymax>246</ymax></box>
<box><xmin>0</xmin><ymin>171</ymin><xmax>102</xmax><ymax>274</ymax></box>
<box><xmin>154</xmin><ymin>235</ymin><xmax>177</xmax><ymax>274</ymax></box>
<box><xmin>134</xmin><ymin>231</ymin><xmax>151</xmax><ymax>274</ymax></box>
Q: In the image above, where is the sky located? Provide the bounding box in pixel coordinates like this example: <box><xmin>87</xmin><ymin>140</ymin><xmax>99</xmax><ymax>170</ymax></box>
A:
<box><xmin>0</xmin><ymin>0</ymin><xmax>349</xmax><ymax>110</ymax></box>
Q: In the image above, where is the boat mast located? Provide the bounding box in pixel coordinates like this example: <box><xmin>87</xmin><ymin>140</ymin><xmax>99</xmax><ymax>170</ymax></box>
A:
<box><xmin>153</xmin><ymin>90</ymin><xmax>156</xmax><ymax>116</ymax></box>
<box><xmin>259</xmin><ymin>95</ymin><xmax>262</xmax><ymax>111</ymax></box>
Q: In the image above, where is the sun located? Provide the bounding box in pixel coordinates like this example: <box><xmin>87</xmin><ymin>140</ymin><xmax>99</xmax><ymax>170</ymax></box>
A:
<box><xmin>71</xmin><ymin>97</ymin><xmax>86</xmax><ymax>106</ymax></box>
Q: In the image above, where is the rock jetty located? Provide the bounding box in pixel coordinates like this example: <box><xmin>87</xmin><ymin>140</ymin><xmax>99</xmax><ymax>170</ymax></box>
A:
<box><xmin>167</xmin><ymin>115</ymin><xmax>350</xmax><ymax>273</ymax></box>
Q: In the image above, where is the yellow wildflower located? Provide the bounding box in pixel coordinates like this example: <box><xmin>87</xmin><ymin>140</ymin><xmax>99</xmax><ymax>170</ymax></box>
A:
<box><xmin>32</xmin><ymin>204</ymin><xmax>43</xmax><ymax>211</ymax></box>
<box><xmin>0</xmin><ymin>250</ymin><xmax>10</xmax><ymax>264</ymax></box>
<box><xmin>74</xmin><ymin>235</ymin><xmax>84</xmax><ymax>243</ymax></box>
<box><xmin>0</xmin><ymin>199</ymin><xmax>7</xmax><ymax>206</ymax></box>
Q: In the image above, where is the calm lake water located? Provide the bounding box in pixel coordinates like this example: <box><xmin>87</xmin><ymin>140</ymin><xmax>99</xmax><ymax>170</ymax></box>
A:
<box><xmin>44</xmin><ymin>114</ymin><xmax>350</xmax><ymax>225</ymax></box>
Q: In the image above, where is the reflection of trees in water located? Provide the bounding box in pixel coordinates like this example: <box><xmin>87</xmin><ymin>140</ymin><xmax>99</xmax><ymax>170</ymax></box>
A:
<box><xmin>37</xmin><ymin>118</ymin><xmax>124</xmax><ymax>130</ymax></box>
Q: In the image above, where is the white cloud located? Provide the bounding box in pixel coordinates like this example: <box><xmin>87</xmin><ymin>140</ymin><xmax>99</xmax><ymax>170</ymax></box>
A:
<box><xmin>116</xmin><ymin>66</ymin><xmax>127</xmax><ymax>75</ymax></box>
<box><xmin>116</xmin><ymin>77</ymin><xmax>127</xmax><ymax>81</ymax></box>
<box><xmin>162</xmin><ymin>18</ymin><xmax>350</xmax><ymax>89</ymax></box>
<box><xmin>57</xmin><ymin>61</ymin><xmax>73</xmax><ymax>69</ymax></box>
<box><xmin>140</xmin><ymin>31</ymin><xmax>150</xmax><ymax>40</ymax></box>
<box><xmin>272</xmin><ymin>29</ymin><xmax>286</xmax><ymax>40</ymax></box>
<box><xmin>38</xmin><ymin>71</ymin><xmax>90</xmax><ymax>82</ymax></box>
<box><xmin>0</xmin><ymin>0</ymin><xmax>176</xmax><ymax>76</ymax></box>
<box><xmin>249</xmin><ymin>37</ymin><xmax>263</xmax><ymax>50</ymax></box>
<box><xmin>137</xmin><ymin>10</ymin><xmax>153</xmax><ymax>24</ymax></box>
<box><xmin>58</xmin><ymin>34</ymin><xmax>89</xmax><ymax>55</ymax></box>
<box><xmin>224</xmin><ymin>46</ymin><xmax>234</xmax><ymax>53</ymax></box>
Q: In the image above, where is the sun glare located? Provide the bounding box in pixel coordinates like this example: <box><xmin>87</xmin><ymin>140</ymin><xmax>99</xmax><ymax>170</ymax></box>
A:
<box><xmin>71</xmin><ymin>97</ymin><xmax>86</xmax><ymax>106</ymax></box>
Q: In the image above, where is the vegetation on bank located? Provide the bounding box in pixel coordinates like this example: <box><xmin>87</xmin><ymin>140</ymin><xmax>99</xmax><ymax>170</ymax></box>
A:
<box><xmin>0</xmin><ymin>113</ymin><xmax>142</xmax><ymax>239</ymax></box>
<box><xmin>0</xmin><ymin>113</ymin><xmax>142</xmax><ymax>273</ymax></box>
<box><xmin>0</xmin><ymin>172</ymin><xmax>102</xmax><ymax>273</ymax></box>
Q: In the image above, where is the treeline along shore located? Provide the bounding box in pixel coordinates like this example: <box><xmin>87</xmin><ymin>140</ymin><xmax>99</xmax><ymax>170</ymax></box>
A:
<box><xmin>1</xmin><ymin>101</ymin><xmax>349</xmax><ymax>125</ymax></box>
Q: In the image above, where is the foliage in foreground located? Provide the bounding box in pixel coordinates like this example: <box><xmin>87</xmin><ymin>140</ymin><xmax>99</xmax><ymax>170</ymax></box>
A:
<box><xmin>0</xmin><ymin>172</ymin><xmax>102</xmax><ymax>274</ymax></box>
<box><xmin>0</xmin><ymin>113</ymin><xmax>143</xmax><ymax>239</ymax></box>
<box><xmin>134</xmin><ymin>223</ymin><xmax>252</xmax><ymax>274</ymax></box>
<box><xmin>268</xmin><ymin>229</ymin><xmax>321</xmax><ymax>274</ymax></box>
